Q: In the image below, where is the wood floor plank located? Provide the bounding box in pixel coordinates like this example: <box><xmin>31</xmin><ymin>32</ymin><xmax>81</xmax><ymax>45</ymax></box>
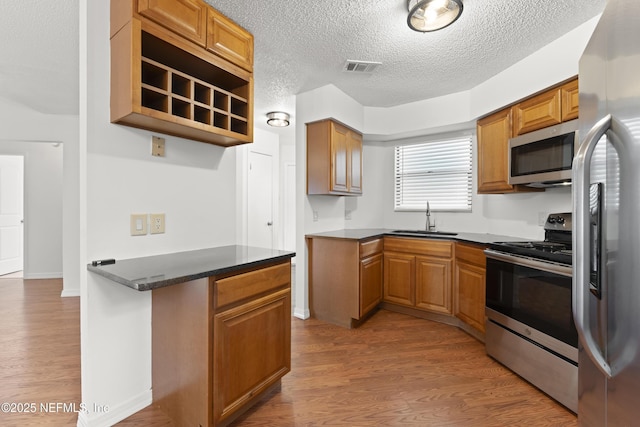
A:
<box><xmin>0</xmin><ymin>278</ymin><xmax>80</xmax><ymax>427</ymax></box>
<box><xmin>0</xmin><ymin>278</ymin><xmax>576</xmax><ymax>426</ymax></box>
<box><xmin>122</xmin><ymin>309</ymin><xmax>577</xmax><ymax>426</ymax></box>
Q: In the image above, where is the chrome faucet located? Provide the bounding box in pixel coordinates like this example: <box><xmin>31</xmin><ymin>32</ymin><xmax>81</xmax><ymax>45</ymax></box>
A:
<box><xmin>425</xmin><ymin>201</ymin><xmax>435</xmax><ymax>231</ymax></box>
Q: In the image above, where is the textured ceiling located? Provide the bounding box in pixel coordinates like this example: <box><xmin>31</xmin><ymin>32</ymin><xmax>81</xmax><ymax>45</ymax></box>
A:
<box><xmin>0</xmin><ymin>0</ymin><xmax>606</xmax><ymax>128</ymax></box>
<box><xmin>209</xmin><ymin>0</ymin><xmax>605</xmax><ymax>130</ymax></box>
<box><xmin>0</xmin><ymin>1</ymin><xmax>79</xmax><ymax>115</ymax></box>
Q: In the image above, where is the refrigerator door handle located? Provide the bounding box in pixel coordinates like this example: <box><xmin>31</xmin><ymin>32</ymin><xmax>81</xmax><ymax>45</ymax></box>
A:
<box><xmin>573</xmin><ymin>114</ymin><xmax>613</xmax><ymax>379</ymax></box>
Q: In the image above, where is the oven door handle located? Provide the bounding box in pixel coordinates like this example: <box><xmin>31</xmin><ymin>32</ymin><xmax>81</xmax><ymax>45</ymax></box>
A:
<box><xmin>573</xmin><ymin>114</ymin><xmax>613</xmax><ymax>379</ymax></box>
<box><xmin>484</xmin><ymin>250</ymin><xmax>572</xmax><ymax>277</ymax></box>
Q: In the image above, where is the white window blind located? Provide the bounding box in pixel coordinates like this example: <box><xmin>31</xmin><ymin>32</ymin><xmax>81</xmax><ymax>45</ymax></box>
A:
<box><xmin>394</xmin><ymin>136</ymin><xmax>472</xmax><ymax>211</ymax></box>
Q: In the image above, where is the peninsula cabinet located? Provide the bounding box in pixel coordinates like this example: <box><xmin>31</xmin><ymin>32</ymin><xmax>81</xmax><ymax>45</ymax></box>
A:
<box><xmin>307</xmin><ymin>119</ymin><xmax>363</xmax><ymax>196</ymax></box>
<box><xmin>383</xmin><ymin>237</ymin><xmax>453</xmax><ymax>315</ymax></box>
<box><xmin>152</xmin><ymin>260</ymin><xmax>291</xmax><ymax>427</ymax></box>
<box><xmin>110</xmin><ymin>0</ymin><xmax>254</xmax><ymax>147</ymax></box>
<box><xmin>307</xmin><ymin>236</ymin><xmax>382</xmax><ymax>328</ymax></box>
<box><xmin>454</xmin><ymin>243</ymin><xmax>487</xmax><ymax>334</ymax></box>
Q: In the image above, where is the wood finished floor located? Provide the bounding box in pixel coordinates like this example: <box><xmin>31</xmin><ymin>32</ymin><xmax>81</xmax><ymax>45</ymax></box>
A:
<box><xmin>0</xmin><ymin>278</ymin><xmax>576</xmax><ymax>426</ymax></box>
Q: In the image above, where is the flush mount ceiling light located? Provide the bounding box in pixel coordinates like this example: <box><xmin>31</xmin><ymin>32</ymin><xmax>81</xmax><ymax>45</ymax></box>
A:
<box><xmin>266</xmin><ymin>111</ymin><xmax>290</xmax><ymax>127</ymax></box>
<box><xmin>407</xmin><ymin>0</ymin><xmax>463</xmax><ymax>32</ymax></box>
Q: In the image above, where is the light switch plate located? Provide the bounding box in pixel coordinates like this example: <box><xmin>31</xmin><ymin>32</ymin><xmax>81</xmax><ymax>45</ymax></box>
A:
<box><xmin>130</xmin><ymin>214</ymin><xmax>147</xmax><ymax>236</ymax></box>
<box><xmin>150</xmin><ymin>213</ymin><xmax>165</xmax><ymax>234</ymax></box>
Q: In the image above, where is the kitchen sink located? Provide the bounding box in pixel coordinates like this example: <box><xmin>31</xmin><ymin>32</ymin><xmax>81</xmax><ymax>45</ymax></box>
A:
<box><xmin>391</xmin><ymin>230</ymin><xmax>458</xmax><ymax>237</ymax></box>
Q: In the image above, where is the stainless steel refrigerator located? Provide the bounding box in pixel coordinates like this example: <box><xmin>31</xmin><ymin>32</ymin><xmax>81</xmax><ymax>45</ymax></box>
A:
<box><xmin>573</xmin><ymin>0</ymin><xmax>640</xmax><ymax>425</ymax></box>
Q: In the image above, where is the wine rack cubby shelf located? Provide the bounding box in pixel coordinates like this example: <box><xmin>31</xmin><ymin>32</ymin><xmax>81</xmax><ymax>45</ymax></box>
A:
<box><xmin>110</xmin><ymin>15</ymin><xmax>253</xmax><ymax>147</ymax></box>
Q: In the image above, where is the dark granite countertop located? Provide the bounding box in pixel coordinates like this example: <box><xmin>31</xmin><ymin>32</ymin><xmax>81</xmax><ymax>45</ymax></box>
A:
<box><xmin>87</xmin><ymin>245</ymin><xmax>295</xmax><ymax>291</ymax></box>
<box><xmin>305</xmin><ymin>228</ymin><xmax>529</xmax><ymax>245</ymax></box>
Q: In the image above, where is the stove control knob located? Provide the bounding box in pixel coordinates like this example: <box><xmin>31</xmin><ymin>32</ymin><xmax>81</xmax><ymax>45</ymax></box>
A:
<box><xmin>548</xmin><ymin>217</ymin><xmax>556</xmax><ymax>224</ymax></box>
<box><xmin>556</xmin><ymin>216</ymin><xmax>565</xmax><ymax>224</ymax></box>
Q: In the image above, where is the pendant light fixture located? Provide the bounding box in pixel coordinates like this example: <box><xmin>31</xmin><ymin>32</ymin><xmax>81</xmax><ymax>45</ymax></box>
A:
<box><xmin>266</xmin><ymin>111</ymin><xmax>290</xmax><ymax>127</ymax></box>
<box><xmin>407</xmin><ymin>0</ymin><xmax>463</xmax><ymax>32</ymax></box>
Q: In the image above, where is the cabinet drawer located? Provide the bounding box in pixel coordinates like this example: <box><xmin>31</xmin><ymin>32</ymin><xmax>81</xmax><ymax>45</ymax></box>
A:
<box><xmin>214</xmin><ymin>262</ymin><xmax>290</xmax><ymax>308</ymax></box>
<box><xmin>455</xmin><ymin>243</ymin><xmax>486</xmax><ymax>266</ymax></box>
<box><xmin>384</xmin><ymin>237</ymin><xmax>453</xmax><ymax>258</ymax></box>
<box><xmin>360</xmin><ymin>238</ymin><xmax>383</xmax><ymax>259</ymax></box>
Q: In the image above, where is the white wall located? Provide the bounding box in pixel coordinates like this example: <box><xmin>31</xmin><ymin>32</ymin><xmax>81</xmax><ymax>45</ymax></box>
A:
<box><xmin>79</xmin><ymin>1</ymin><xmax>238</xmax><ymax>425</ymax></box>
<box><xmin>0</xmin><ymin>142</ymin><xmax>63</xmax><ymax>278</ymax></box>
<box><xmin>0</xmin><ymin>97</ymin><xmax>79</xmax><ymax>293</ymax></box>
<box><xmin>378</xmin><ymin>134</ymin><xmax>572</xmax><ymax>240</ymax></box>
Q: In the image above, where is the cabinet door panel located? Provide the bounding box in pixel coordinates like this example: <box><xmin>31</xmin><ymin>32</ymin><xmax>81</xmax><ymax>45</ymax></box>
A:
<box><xmin>360</xmin><ymin>253</ymin><xmax>382</xmax><ymax>317</ymax></box>
<box><xmin>349</xmin><ymin>131</ymin><xmax>363</xmax><ymax>194</ymax></box>
<box><xmin>213</xmin><ymin>289</ymin><xmax>291</xmax><ymax>424</ymax></box>
<box><xmin>512</xmin><ymin>88</ymin><xmax>562</xmax><ymax>135</ymax></box>
<box><xmin>477</xmin><ymin>108</ymin><xmax>514</xmax><ymax>193</ymax></box>
<box><xmin>561</xmin><ymin>79</ymin><xmax>579</xmax><ymax>121</ymax></box>
<box><xmin>415</xmin><ymin>256</ymin><xmax>452</xmax><ymax>315</ymax></box>
<box><xmin>330</xmin><ymin>122</ymin><xmax>349</xmax><ymax>193</ymax></box>
<box><xmin>454</xmin><ymin>261</ymin><xmax>486</xmax><ymax>333</ymax></box>
<box><xmin>383</xmin><ymin>252</ymin><xmax>415</xmax><ymax>306</ymax></box>
<box><xmin>138</xmin><ymin>0</ymin><xmax>207</xmax><ymax>46</ymax></box>
<box><xmin>206</xmin><ymin>9</ymin><xmax>254</xmax><ymax>72</ymax></box>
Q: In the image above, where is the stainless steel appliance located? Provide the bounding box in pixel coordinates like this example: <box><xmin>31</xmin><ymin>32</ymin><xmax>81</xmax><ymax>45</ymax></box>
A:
<box><xmin>573</xmin><ymin>0</ymin><xmax>640</xmax><ymax>425</ymax></box>
<box><xmin>509</xmin><ymin>119</ymin><xmax>579</xmax><ymax>187</ymax></box>
<box><xmin>485</xmin><ymin>212</ymin><xmax>577</xmax><ymax>412</ymax></box>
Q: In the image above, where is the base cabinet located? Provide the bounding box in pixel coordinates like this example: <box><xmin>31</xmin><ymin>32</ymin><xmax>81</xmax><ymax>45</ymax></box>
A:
<box><xmin>152</xmin><ymin>260</ymin><xmax>291</xmax><ymax>426</ymax></box>
<box><xmin>454</xmin><ymin>243</ymin><xmax>487</xmax><ymax>334</ymax></box>
<box><xmin>213</xmin><ymin>289</ymin><xmax>290</xmax><ymax>425</ymax></box>
<box><xmin>307</xmin><ymin>236</ymin><xmax>383</xmax><ymax>328</ymax></box>
<box><xmin>383</xmin><ymin>238</ymin><xmax>453</xmax><ymax>315</ymax></box>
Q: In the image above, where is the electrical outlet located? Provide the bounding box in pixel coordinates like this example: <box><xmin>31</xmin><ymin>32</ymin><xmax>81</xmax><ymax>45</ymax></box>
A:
<box><xmin>313</xmin><ymin>211</ymin><xmax>318</xmax><ymax>222</ymax></box>
<box><xmin>130</xmin><ymin>214</ymin><xmax>147</xmax><ymax>236</ymax></box>
<box><xmin>150</xmin><ymin>213</ymin><xmax>165</xmax><ymax>234</ymax></box>
<box><xmin>345</xmin><ymin>210</ymin><xmax>352</xmax><ymax>220</ymax></box>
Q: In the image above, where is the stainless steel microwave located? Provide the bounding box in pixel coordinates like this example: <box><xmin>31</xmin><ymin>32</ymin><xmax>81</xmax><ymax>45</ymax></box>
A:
<box><xmin>508</xmin><ymin>119</ymin><xmax>579</xmax><ymax>187</ymax></box>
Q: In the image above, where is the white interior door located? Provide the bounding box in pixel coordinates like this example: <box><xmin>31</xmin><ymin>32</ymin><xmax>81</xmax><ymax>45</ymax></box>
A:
<box><xmin>0</xmin><ymin>155</ymin><xmax>24</xmax><ymax>276</ymax></box>
<box><xmin>248</xmin><ymin>151</ymin><xmax>273</xmax><ymax>249</ymax></box>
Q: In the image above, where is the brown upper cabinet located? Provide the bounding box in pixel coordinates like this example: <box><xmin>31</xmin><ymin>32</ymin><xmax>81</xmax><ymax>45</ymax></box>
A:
<box><xmin>137</xmin><ymin>0</ymin><xmax>208</xmax><ymax>47</ymax></box>
<box><xmin>477</xmin><ymin>77</ymin><xmax>578</xmax><ymax>194</ymax></box>
<box><xmin>307</xmin><ymin>119</ymin><xmax>363</xmax><ymax>196</ymax></box>
<box><xmin>110</xmin><ymin>0</ymin><xmax>254</xmax><ymax>147</ymax></box>
<box><xmin>512</xmin><ymin>88</ymin><xmax>562</xmax><ymax>136</ymax></box>
<box><xmin>560</xmin><ymin>79</ymin><xmax>579</xmax><ymax>121</ymax></box>
<box><xmin>206</xmin><ymin>9</ymin><xmax>254</xmax><ymax>72</ymax></box>
<box><xmin>512</xmin><ymin>78</ymin><xmax>579</xmax><ymax>136</ymax></box>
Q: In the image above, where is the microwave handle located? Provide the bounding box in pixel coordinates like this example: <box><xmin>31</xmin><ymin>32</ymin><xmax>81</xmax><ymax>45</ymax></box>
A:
<box><xmin>573</xmin><ymin>114</ymin><xmax>612</xmax><ymax>378</ymax></box>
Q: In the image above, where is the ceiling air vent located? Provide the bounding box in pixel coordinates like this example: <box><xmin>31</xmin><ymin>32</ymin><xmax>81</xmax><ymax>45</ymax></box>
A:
<box><xmin>343</xmin><ymin>60</ymin><xmax>382</xmax><ymax>73</ymax></box>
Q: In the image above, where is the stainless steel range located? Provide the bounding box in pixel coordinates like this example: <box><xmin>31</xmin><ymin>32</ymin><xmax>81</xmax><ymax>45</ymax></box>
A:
<box><xmin>484</xmin><ymin>212</ymin><xmax>577</xmax><ymax>412</ymax></box>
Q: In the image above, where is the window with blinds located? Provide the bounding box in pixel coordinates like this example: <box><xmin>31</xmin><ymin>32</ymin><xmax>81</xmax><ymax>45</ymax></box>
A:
<box><xmin>394</xmin><ymin>136</ymin><xmax>472</xmax><ymax>211</ymax></box>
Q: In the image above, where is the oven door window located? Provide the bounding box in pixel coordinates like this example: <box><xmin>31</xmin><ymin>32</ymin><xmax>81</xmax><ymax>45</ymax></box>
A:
<box><xmin>486</xmin><ymin>257</ymin><xmax>577</xmax><ymax>347</ymax></box>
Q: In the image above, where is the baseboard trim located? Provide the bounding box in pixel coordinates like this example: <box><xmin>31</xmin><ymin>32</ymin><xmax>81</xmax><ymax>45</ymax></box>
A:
<box><xmin>76</xmin><ymin>389</ymin><xmax>152</xmax><ymax>427</ymax></box>
<box><xmin>293</xmin><ymin>306</ymin><xmax>310</xmax><ymax>320</ymax></box>
<box><xmin>61</xmin><ymin>288</ymin><xmax>80</xmax><ymax>297</ymax></box>
<box><xmin>23</xmin><ymin>272</ymin><xmax>63</xmax><ymax>279</ymax></box>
